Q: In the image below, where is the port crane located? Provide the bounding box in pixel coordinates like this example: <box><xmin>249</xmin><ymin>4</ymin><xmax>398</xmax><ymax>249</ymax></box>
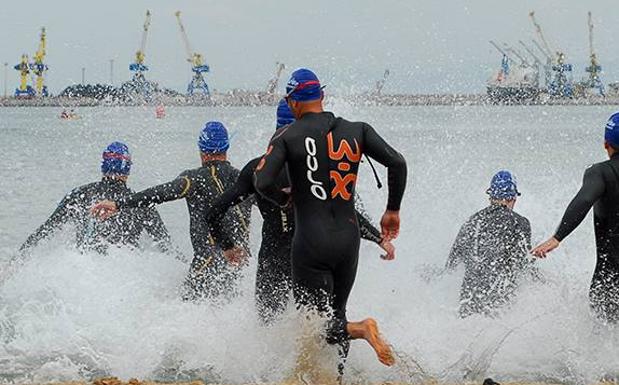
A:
<box><xmin>529</xmin><ymin>11</ymin><xmax>573</xmax><ymax>97</ymax></box>
<box><xmin>489</xmin><ymin>40</ymin><xmax>511</xmax><ymax>80</ymax></box>
<box><xmin>584</xmin><ymin>11</ymin><xmax>604</xmax><ymax>96</ymax></box>
<box><xmin>175</xmin><ymin>11</ymin><xmax>210</xmax><ymax>96</ymax></box>
<box><xmin>129</xmin><ymin>10</ymin><xmax>152</xmax><ymax>81</ymax></box>
<box><xmin>14</xmin><ymin>54</ymin><xmax>34</xmax><ymax>97</ymax></box>
<box><xmin>374</xmin><ymin>69</ymin><xmax>390</xmax><ymax>95</ymax></box>
<box><xmin>529</xmin><ymin>39</ymin><xmax>553</xmax><ymax>88</ymax></box>
<box><xmin>30</xmin><ymin>27</ymin><xmax>48</xmax><ymax>96</ymax></box>
<box><xmin>266</xmin><ymin>62</ymin><xmax>285</xmax><ymax>95</ymax></box>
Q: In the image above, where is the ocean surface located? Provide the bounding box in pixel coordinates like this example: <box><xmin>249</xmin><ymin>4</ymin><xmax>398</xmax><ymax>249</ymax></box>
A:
<box><xmin>0</xmin><ymin>103</ymin><xmax>618</xmax><ymax>384</ymax></box>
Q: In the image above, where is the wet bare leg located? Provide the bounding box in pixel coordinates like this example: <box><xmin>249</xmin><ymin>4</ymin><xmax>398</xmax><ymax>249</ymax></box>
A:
<box><xmin>346</xmin><ymin>318</ymin><xmax>394</xmax><ymax>366</ymax></box>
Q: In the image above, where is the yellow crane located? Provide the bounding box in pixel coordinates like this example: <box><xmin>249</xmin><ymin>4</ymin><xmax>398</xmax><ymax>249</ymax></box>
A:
<box><xmin>30</xmin><ymin>27</ymin><xmax>48</xmax><ymax>96</ymax></box>
<box><xmin>528</xmin><ymin>11</ymin><xmax>574</xmax><ymax>97</ymax></box>
<box><xmin>175</xmin><ymin>11</ymin><xmax>210</xmax><ymax>96</ymax></box>
<box><xmin>129</xmin><ymin>10</ymin><xmax>152</xmax><ymax>80</ymax></box>
<box><xmin>14</xmin><ymin>54</ymin><xmax>34</xmax><ymax>97</ymax></box>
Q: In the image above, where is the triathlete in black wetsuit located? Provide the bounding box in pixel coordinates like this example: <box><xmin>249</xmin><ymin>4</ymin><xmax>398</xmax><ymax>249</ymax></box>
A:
<box><xmin>253</xmin><ymin>69</ymin><xmax>407</xmax><ymax>368</ymax></box>
<box><xmin>533</xmin><ymin>112</ymin><xmax>619</xmax><ymax>323</ymax></box>
<box><xmin>21</xmin><ymin>142</ymin><xmax>174</xmax><ymax>255</ymax></box>
<box><xmin>207</xmin><ymin>99</ymin><xmax>393</xmax><ymax>324</ymax></box>
<box><xmin>446</xmin><ymin>171</ymin><xmax>537</xmax><ymax>318</ymax></box>
<box><xmin>92</xmin><ymin>123</ymin><xmax>251</xmax><ymax>300</ymax></box>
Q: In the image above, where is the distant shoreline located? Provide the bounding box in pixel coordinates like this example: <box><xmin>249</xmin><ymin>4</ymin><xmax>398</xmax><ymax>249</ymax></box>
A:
<box><xmin>1</xmin><ymin>92</ymin><xmax>618</xmax><ymax>107</ymax></box>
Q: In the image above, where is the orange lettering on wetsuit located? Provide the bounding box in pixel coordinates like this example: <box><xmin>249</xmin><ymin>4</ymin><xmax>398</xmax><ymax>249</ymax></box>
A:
<box><xmin>256</xmin><ymin>145</ymin><xmax>273</xmax><ymax>171</ymax></box>
<box><xmin>330</xmin><ymin>171</ymin><xmax>357</xmax><ymax>200</ymax></box>
<box><xmin>327</xmin><ymin>133</ymin><xmax>362</xmax><ymax>201</ymax></box>
<box><xmin>327</xmin><ymin>133</ymin><xmax>361</xmax><ymax>162</ymax></box>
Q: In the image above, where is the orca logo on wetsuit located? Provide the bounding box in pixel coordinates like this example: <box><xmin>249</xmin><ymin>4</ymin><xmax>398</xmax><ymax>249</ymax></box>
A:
<box><xmin>304</xmin><ymin>137</ymin><xmax>327</xmax><ymax>200</ymax></box>
<box><xmin>327</xmin><ymin>133</ymin><xmax>361</xmax><ymax>201</ymax></box>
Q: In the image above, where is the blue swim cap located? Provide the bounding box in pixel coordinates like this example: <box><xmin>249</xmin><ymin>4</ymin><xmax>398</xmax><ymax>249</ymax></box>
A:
<box><xmin>605</xmin><ymin>112</ymin><xmax>619</xmax><ymax>148</ymax></box>
<box><xmin>198</xmin><ymin>121</ymin><xmax>230</xmax><ymax>153</ymax></box>
<box><xmin>487</xmin><ymin>170</ymin><xmax>521</xmax><ymax>200</ymax></box>
<box><xmin>276</xmin><ymin>98</ymin><xmax>295</xmax><ymax>129</ymax></box>
<box><xmin>101</xmin><ymin>141</ymin><xmax>132</xmax><ymax>176</ymax></box>
<box><xmin>285</xmin><ymin>68</ymin><xmax>324</xmax><ymax>102</ymax></box>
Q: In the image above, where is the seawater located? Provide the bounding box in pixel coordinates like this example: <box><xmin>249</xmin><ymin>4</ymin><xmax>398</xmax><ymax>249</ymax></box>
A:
<box><xmin>0</xmin><ymin>103</ymin><xmax>618</xmax><ymax>384</ymax></box>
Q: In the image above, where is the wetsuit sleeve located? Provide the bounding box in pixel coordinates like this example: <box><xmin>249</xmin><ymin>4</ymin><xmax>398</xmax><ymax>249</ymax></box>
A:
<box><xmin>446</xmin><ymin>219</ymin><xmax>474</xmax><ymax>270</ymax></box>
<box><xmin>254</xmin><ymin>131</ymin><xmax>289</xmax><ymax>206</ymax></box>
<box><xmin>362</xmin><ymin>123</ymin><xmax>407</xmax><ymax>211</ymax></box>
<box><xmin>117</xmin><ymin>174</ymin><xmax>191</xmax><ymax>209</ymax></box>
<box><xmin>207</xmin><ymin>161</ymin><xmax>257</xmax><ymax>250</ymax></box>
<box><xmin>20</xmin><ymin>192</ymin><xmax>76</xmax><ymax>251</ymax></box>
<box><xmin>554</xmin><ymin>166</ymin><xmax>606</xmax><ymax>241</ymax></box>
<box><xmin>357</xmin><ymin>210</ymin><xmax>382</xmax><ymax>244</ymax></box>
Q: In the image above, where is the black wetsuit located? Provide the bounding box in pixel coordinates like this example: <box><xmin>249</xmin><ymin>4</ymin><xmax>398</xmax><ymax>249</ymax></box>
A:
<box><xmin>208</xmin><ymin>156</ymin><xmax>383</xmax><ymax>324</ymax></box>
<box><xmin>253</xmin><ymin>112</ymin><xmax>407</xmax><ymax>353</ymax></box>
<box><xmin>21</xmin><ymin>178</ymin><xmax>173</xmax><ymax>255</ymax></box>
<box><xmin>446</xmin><ymin>204</ymin><xmax>536</xmax><ymax>318</ymax></box>
<box><xmin>554</xmin><ymin>153</ymin><xmax>619</xmax><ymax>322</ymax></box>
<box><xmin>116</xmin><ymin>160</ymin><xmax>252</xmax><ymax>300</ymax></box>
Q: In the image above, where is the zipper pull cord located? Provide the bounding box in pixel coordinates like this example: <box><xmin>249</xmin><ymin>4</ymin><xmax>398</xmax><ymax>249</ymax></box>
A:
<box><xmin>365</xmin><ymin>155</ymin><xmax>383</xmax><ymax>189</ymax></box>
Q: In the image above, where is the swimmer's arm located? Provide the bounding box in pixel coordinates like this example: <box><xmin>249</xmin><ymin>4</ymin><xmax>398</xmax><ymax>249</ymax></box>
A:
<box><xmin>362</xmin><ymin>123</ymin><xmax>407</xmax><ymax>211</ymax></box>
<box><xmin>20</xmin><ymin>192</ymin><xmax>76</xmax><ymax>251</ymax></box>
<box><xmin>554</xmin><ymin>166</ymin><xmax>605</xmax><ymax>242</ymax></box>
<box><xmin>254</xmin><ymin>137</ymin><xmax>289</xmax><ymax>207</ymax></box>
<box><xmin>445</xmin><ymin>221</ymin><xmax>473</xmax><ymax>270</ymax></box>
<box><xmin>117</xmin><ymin>175</ymin><xmax>191</xmax><ymax>209</ymax></box>
<box><xmin>208</xmin><ymin>161</ymin><xmax>256</xmax><ymax>250</ymax></box>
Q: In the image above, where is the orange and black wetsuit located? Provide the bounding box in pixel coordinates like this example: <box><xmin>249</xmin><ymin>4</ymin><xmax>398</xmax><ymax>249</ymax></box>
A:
<box><xmin>208</xmin><ymin>156</ymin><xmax>383</xmax><ymax>324</ymax></box>
<box><xmin>116</xmin><ymin>160</ymin><xmax>252</xmax><ymax>300</ymax></box>
<box><xmin>253</xmin><ymin>112</ymin><xmax>407</xmax><ymax>352</ymax></box>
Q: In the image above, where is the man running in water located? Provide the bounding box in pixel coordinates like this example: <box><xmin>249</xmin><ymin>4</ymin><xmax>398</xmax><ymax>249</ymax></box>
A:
<box><xmin>533</xmin><ymin>112</ymin><xmax>619</xmax><ymax>323</ymax></box>
<box><xmin>92</xmin><ymin>122</ymin><xmax>251</xmax><ymax>300</ymax></box>
<box><xmin>21</xmin><ymin>142</ymin><xmax>174</xmax><ymax>255</ymax></box>
<box><xmin>253</xmin><ymin>69</ymin><xmax>407</xmax><ymax>367</ymax></box>
<box><xmin>208</xmin><ymin>99</ymin><xmax>395</xmax><ymax>324</ymax></box>
<box><xmin>446</xmin><ymin>171</ymin><xmax>536</xmax><ymax>317</ymax></box>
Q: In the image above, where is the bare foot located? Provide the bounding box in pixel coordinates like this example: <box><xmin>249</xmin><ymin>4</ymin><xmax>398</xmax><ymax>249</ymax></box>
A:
<box><xmin>348</xmin><ymin>318</ymin><xmax>395</xmax><ymax>366</ymax></box>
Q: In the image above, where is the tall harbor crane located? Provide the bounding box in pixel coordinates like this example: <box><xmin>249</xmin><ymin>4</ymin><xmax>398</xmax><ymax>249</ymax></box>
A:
<box><xmin>530</xmin><ymin>39</ymin><xmax>553</xmax><ymax>88</ymax></box>
<box><xmin>266</xmin><ymin>62</ymin><xmax>285</xmax><ymax>95</ymax></box>
<box><xmin>489</xmin><ymin>40</ymin><xmax>511</xmax><ymax>80</ymax></box>
<box><xmin>374</xmin><ymin>69</ymin><xmax>390</xmax><ymax>95</ymax></box>
<box><xmin>14</xmin><ymin>54</ymin><xmax>34</xmax><ymax>97</ymax></box>
<box><xmin>585</xmin><ymin>11</ymin><xmax>604</xmax><ymax>96</ymax></box>
<box><xmin>129</xmin><ymin>10</ymin><xmax>151</xmax><ymax>81</ymax></box>
<box><xmin>175</xmin><ymin>11</ymin><xmax>210</xmax><ymax>96</ymax></box>
<box><xmin>529</xmin><ymin>11</ymin><xmax>573</xmax><ymax>97</ymax></box>
<box><xmin>30</xmin><ymin>27</ymin><xmax>48</xmax><ymax>96</ymax></box>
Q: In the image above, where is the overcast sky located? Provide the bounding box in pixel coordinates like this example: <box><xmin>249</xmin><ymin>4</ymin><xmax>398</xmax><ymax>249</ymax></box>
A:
<box><xmin>0</xmin><ymin>0</ymin><xmax>617</xmax><ymax>94</ymax></box>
